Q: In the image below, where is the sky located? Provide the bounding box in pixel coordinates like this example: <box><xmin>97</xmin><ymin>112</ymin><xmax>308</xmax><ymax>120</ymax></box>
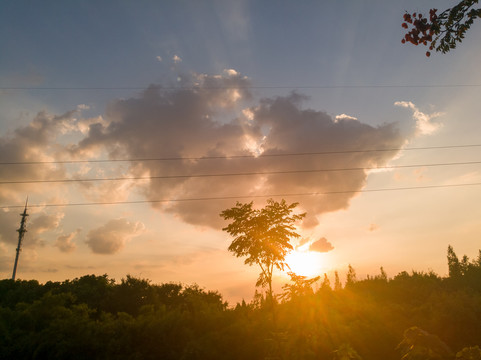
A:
<box><xmin>1</xmin><ymin>1</ymin><xmax>480</xmax><ymax>303</ymax></box>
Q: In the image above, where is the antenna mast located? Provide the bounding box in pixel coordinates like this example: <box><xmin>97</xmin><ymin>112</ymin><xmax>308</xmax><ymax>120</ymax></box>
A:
<box><xmin>12</xmin><ymin>198</ymin><xmax>28</xmax><ymax>281</ymax></box>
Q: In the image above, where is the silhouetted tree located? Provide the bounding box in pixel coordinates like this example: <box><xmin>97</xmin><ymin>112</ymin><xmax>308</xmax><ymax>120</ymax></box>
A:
<box><xmin>448</xmin><ymin>245</ymin><xmax>462</xmax><ymax>278</ymax></box>
<box><xmin>476</xmin><ymin>250</ymin><xmax>481</xmax><ymax>266</ymax></box>
<box><xmin>2</xmin><ymin>249</ymin><xmax>481</xmax><ymax>359</ymax></box>
<box><xmin>279</xmin><ymin>272</ymin><xmax>319</xmax><ymax>302</ymax></box>
<box><xmin>346</xmin><ymin>264</ymin><xmax>357</xmax><ymax>287</ymax></box>
<box><xmin>321</xmin><ymin>273</ymin><xmax>331</xmax><ymax>290</ymax></box>
<box><xmin>220</xmin><ymin>199</ymin><xmax>305</xmax><ymax>302</ymax></box>
<box><xmin>334</xmin><ymin>271</ymin><xmax>342</xmax><ymax>291</ymax></box>
<box><xmin>378</xmin><ymin>267</ymin><xmax>388</xmax><ymax>281</ymax></box>
<box><xmin>402</xmin><ymin>0</ymin><xmax>480</xmax><ymax>56</ymax></box>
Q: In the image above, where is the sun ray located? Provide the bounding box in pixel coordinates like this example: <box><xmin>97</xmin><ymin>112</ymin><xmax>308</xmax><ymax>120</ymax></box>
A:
<box><xmin>285</xmin><ymin>250</ymin><xmax>324</xmax><ymax>278</ymax></box>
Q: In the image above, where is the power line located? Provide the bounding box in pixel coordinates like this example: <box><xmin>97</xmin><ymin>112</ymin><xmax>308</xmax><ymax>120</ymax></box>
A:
<box><xmin>2</xmin><ymin>160</ymin><xmax>481</xmax><ymax>185</ymax></box>
<box><xmin>1</xmin><ymin>144</ymin><xmax>481</xmax><ymax>165</ymax></box>
<box><xmin>2</xmin><ymin>182</ymin><xmax>480</xmax><ymax>209</ymax></box>
<box><xmin>1</xmin><ymin>84</ymin><xmax>480</xmax><ymax>91</ymax></box>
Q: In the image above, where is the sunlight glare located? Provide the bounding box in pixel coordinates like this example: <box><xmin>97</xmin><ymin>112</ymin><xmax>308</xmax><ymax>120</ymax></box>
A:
<box><xmin>285</xmin><ymin>250</ymin><xmax>323</xmax><ymax>278</ymax></box>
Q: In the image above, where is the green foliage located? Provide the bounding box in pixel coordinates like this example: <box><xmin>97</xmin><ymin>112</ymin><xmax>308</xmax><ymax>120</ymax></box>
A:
<box><xmin>448</xmin><ymin>245</ymin><xmax>462</xmax><ymax>278</ymax></box>
<box><xmin>1</xmin><ymin>246</ymin><xmax>481</xmax><ymax>359</ymax></box>
<box><xmin>397</xmin><ymin>326</ymin><xmax>453</xmax><ymax>360</ymax></box>
<box><xmin>457</xmin><ymin>346</ymin><xmax>481</xmax><ymax>360</ymax></box>
<box><xmin>345</xmin><ymin>264</ymin><xmax>357</xmax><ymax>287</ymax></box>
<box><xmin>333</xmin><ymin>343</ymin><xmax>363</xmax><ymax>360</ymax></box>
<box><xmin>334</xmin><ymin>270</ymin><xmax>342</xmax><ymax>290</ymax></box>
<box><xmin>220</xmin><ymin>198</ymin><xmax>305</xmax><ymax>300</ymax></box>
<box><xmin>402</xmin><ymin>0</ymin><xmax>481</xmax><ymax>56</ymax></box>
<box><xmin>279</xmin><ymin>272</ymin><xmax>320</xmax><ymax>302</ymax></box>
<box><xmin>321</xmin><ymin>273</ymin><xmax>332</xmax><ymax>290</ymax></box>
<box><xmin>446</xmin><ymin>245</ymin><xmax>481</xmax><ymax>293</ymax></box>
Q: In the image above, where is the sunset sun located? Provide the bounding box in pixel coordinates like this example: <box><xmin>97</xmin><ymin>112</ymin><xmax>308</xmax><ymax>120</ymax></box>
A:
<box><xmin>285</xmin><ymin>250</ymin><xmax>324</xmax><ymax>278</ymax></box>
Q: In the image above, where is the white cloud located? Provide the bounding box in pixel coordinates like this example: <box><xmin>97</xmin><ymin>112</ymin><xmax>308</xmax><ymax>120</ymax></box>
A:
<box><xmin>394</xmin><ymin>101</ymin><xmax>443</xmax><ymax>135</ymax></box>
<box><xmin>72</xmin><ymin>71</ymin><xmax>409</xmax><ymax>229</ymax></box>
<box><xmin>73</xmin><ymin>115</ymin><xmax>108</xmax><ymax>135</ymax></box>
<box><xmin>85</xmin><ymin>218</ymin><xmax>144</xmax><ymax>254</ymax></box>
<box><xmin>0</xmin><ymin>70</ymin><xmax>423</xmax><ymax>234</ymax></box>
<box><xmin>335</xmin><ymin>113</ymin><xmax>358</xmax><ymax>122</ymax></box>
<box><xmin>77</xmin><ymin>104</ymin><xmax>90</xmax><ymax>111</ymax></box>
<box><xmin>0</xmin><ymin>109</ymin><xmax>81</xmax><ymax>206</ymax></box>
<box><xmin>156</xmin><ymin>56</ymin><xmax>163</xmax><ymax>62</ymax></box>
<box><xmin>224</xmin><ymin>69</ymin><xmax>238</xmax><ymax>76</ymax></box>
<box><xmin>172</xmin><ymin>55</ymin><xmax>182</xmax><ymax>63</ymax></box>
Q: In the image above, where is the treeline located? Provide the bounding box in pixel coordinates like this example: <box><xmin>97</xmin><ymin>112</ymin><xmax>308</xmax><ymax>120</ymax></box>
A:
<box><xmin>1</xmin><ymin>246</ymin><xmax>481</xmax><ymax>359</ymax></box>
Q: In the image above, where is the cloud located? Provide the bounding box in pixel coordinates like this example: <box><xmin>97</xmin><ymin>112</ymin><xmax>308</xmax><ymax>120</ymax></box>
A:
<box><xmin>22</xmin><ymin>212</ymin><xmax>64</xmax><ymax>248</ymax></box>
<box><xmin>0</xmin><ymin>210</ymin><xmax>63</xmax><ymax>248</ymax></box>
<box><xmin>309</xmin><ymin>237</ymin><xmax>334</xmax><ymax>253</ymax></box>
<box><xmin>394</xmin><ymin>101</ymin><xmax>443</xmax><ymax>135</ymax></box>
<box><xmin>156</xmin><ymin>56</ymin><xmax>163</xmax><ymax>62</ymax></box>
<box><xmin>368</xmin><ymin>223</ymin><xmax>379</xmax><ymax>232</ymax></box>
<box><xmin>77</xmin><ymin>104</ymin><xmax>90</xmax><ymax>111</ymax></box>
<box><xmin>55</xmin><ymin>229</ymin><xmax>81</xmax><ymax>253</ymax></box>
<box><xmin>85</xmin><ymin>218</ymin><xmax>144</xmax><ymax>254</ymax></box>
<box><xmin>296</xmin><ymin>237</ymin><xmax>310</xmax><ymax>249</ymax></box>
<box><xmin>250</xmin><ymin>93</ymin><xmax>407</xmax><ymax>227</ymax></box>
<box><xmin>0</xmin><ymin>109</ymin><xmax>82</xmax><ymax>205</ymax></box>
<box><xmin>172</xmin><ymin>55</ymin><xmax>182</xmax><ymax>63</ymax></box>
<box><xmin>0</xmin><ymin>210</ymin><xmax>21</xmax><ymax>246</ymax></box>
<box><xmin>30</xmin><ymin>213</ymin><xmax>64</xmax><ymax>234</ymax></box>
<box><xmin>224</xmin><ymin>69</ymin><xmax>239</xmax><ymax>77</ymax></box>
<box><xmin>335</xmin><ymin>113</ymin><xmax>358</xmax><ymax>122</ymax></box>
<box><xmin>1</xmin><ymin>70</ymin><xmax>429</xmax><ymax>233</ymax></box>
<box><xmin>71</xmin><ymin>71</ymin><xmax>415</xmax><ymax>229</ymax></box>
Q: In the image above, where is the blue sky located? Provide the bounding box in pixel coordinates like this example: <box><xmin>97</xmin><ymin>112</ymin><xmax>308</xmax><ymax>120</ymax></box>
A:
<box><xmin>1</xmin><ymin>1</ymin><xmax>480</xmax><ymax>302</ymax></box>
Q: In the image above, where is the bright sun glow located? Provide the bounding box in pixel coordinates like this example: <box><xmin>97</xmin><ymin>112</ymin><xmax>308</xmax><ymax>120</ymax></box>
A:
<box><xmin>285</xmin><ymin>250</ymin><xmax>324</xmax><ymax>278</ymax></box>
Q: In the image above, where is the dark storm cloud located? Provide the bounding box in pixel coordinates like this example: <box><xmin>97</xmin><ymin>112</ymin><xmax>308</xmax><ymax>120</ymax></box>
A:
<box><xmin>72</xmin><ymin>70</ymin><xmax>411</xmax><ymax>229</ymax></box>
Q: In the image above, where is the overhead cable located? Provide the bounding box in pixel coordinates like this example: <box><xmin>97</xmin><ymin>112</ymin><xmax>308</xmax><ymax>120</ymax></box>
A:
<box><xmin>1</xmin><ymin>84</ymin><xmax>481</xmax><ymax>91</ymax></box>
<box><xmin>1</xmin><ymin>182</ymin><xmax>480</xmax><ymax>209</ymax></box>
<box><xmin>1</xmin><ymin>144</ymin><xmax>481</xmax><ymax>165</ymax></box>
<box><xmin>1</xmin><ymin>160</ymin><xmax>480</xmax><ymax>185</ymax></box>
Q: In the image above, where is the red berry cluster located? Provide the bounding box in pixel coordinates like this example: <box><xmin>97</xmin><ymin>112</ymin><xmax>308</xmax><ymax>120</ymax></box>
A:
<box><xmin>402</xmin><ymin>9</ymin><xmax>438</xmax><ymax>56</ymax></box>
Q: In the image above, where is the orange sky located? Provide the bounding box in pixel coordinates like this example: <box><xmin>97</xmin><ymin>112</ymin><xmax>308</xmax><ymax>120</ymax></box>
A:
<box><xmin>1</xmin><ymin>1</ymin><xmax>480</xmax><ymax>303</ymax></box>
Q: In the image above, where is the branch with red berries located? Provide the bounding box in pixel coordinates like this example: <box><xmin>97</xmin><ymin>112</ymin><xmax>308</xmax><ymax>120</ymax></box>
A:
<box><xmin>402</xmin><ymin>0</ymin><xmax>480</xmax><ymax>57</ymax></box>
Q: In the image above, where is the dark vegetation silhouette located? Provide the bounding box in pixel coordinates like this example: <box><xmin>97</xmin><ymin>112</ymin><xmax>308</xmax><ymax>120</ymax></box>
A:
<box><xmin>1</xmin><ymin>246</ymin><xmax>481</xmax><ymax>359</ymax></box>
<box><xmin>402</xmin><ymin>0</ymin><xmax>480</xmax><ymax>56</ymax></box>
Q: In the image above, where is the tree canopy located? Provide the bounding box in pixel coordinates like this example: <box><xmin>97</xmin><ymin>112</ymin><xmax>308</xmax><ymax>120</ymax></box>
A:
<box><xmin>402</xmin><ymin>0</ymin><xmax>480</xmax><ymax>56</ymax></box>
<box><xmin>220</xmin><ymin>199</ymin><xmax>305</xmax><ymax>301</ymax></box>
<box><xmin>1</xmin><ymin>245</ymin><xmax>481</xmax><ymax>359</ymax></box>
